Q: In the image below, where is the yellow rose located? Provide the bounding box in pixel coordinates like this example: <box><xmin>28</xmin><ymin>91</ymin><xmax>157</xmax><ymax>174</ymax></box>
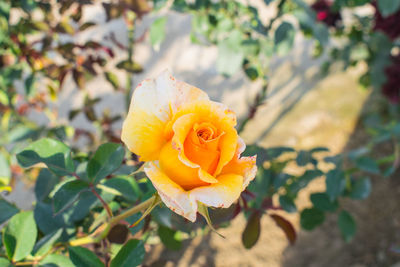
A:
<box><xmin>121</xmin><ymin>70</ymin><xmax>257</xmax><ymax>222</ymax></box>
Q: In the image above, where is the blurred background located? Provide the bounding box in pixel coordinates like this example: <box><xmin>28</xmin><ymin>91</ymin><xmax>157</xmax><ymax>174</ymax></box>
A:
<box><xmin>1</xmin><ymin>0</ymin><xmax>400</xmax><ymax>266</ymax></box>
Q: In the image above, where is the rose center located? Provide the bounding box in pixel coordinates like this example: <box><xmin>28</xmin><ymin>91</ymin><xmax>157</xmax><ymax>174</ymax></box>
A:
<box><xmin>194</xmin><ymin>123</ymin><xmax>218</xmax><ymax>142</ymax></box>
<box><xmin>183</xmin><ymin>122</ymin><xmax>222</xmax><ymax>175</ymax></box>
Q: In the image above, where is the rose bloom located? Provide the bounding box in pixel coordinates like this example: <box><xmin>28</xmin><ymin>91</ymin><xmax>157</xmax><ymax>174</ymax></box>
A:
<box><xmin>121</xmin><ymin>71</ymin><xmax>257</xmax><ymax>221</ymax></box>
<box><xmin>311</xmin><ymin>0</ymin><xmax>341</xmax><ymax>27</ymax></box>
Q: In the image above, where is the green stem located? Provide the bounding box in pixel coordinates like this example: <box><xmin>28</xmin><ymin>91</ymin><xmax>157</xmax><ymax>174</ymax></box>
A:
<box><xmin>91</xmin><ymin>186</ymin><xmax>113</xmax><ymax>218</ymax></box>
<box><xmin>68</xmin><ymin>196</ymin><xmax>155</xmax><ymax>247</ymax></box>
<box><xmin>109</xmin><ymin>195</ymin><xmax>155</xmax><ymax>226</ymax></box>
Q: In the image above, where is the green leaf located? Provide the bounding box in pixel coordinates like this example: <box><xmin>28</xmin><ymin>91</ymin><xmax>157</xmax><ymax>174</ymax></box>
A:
<box><xmin>16</xmin><ymin>138</ymin><xmax>75</xmax><ymax>176</ymax></box>
<box><xmin>296</xmin><ymin>150</ymin><xmax>312</xmax><ymax>166</ymax></box>
<box><xmin>0</xmin><ymin>257</ymin><xmax>12</xmax><ymax>267</ymax></box>
<box><xmin>52</xmin><ymin>180</ymin><xmax>89</xmax><ymax>214</ymax></box>
<box><xmin>247</xmin><ymin>167</ymin><xmax>271</xmax><ymax>206</ymax></box>
<box><xmin>69</xmin><ymin>246</ymin><xmax>104</xmax><ymax>267</ymax></box>
<box><xmin>110</xmin><ymin>239</ymin><xmax>145</xmax><ymax>267</ymax></box>
<box><xmin>0</xmin><ymin>152</ymin><xmax>11</xmax><ymax>181</ymax></box>
<box><xmin>241</xmin><ymin>39</ymin><xmax>260</xmax><ymax>57</ymax></box>
<box><xmin>310</xmin><ymin>193</ymin><xmax>338</xmax><ymax>212</ymax></box>
<box><xmin>0</xmin><ymin>199</ymin><xmax>18</xmax><ymax>224</ymax></box>
<box><xmin>33</xmin><ymin>229</ymin><xmax>62</xmax><ymax>257</ymax></box>
<box><xmin>324</xmin><ymin>154</ymin><xmax>343</xmax><ymax>167</ymax></box>
<box><xmin>25</xmin><ymin>73</ymin><xmax>35</xmax><ymax>96</ymax></box>
<box><xmin>273</xmin><ymin>173</ymin><xmax>291</xmax><ymax>189</ymax></box>
<box><xmin>158</xmin><ymin>226</ymin><xmax>182</xmax><ymax>250</ymax></box>
<box><xmin>101</xmin><ymin>176</ymin><xmax>141</xmax><ymax>202</ymax></box>
<box><xmin>242</xmin><ymin>211</ymin><xmax>262</xmax><ymax>249</ymax></box>
<box><xmin>338</xmin><ymin>210</ymin><xmax>356</xmax><ymax>242</ymax></box>
<box><xmin>265</xmin><ymin>146</ymin><xmax>295</xmax><ymax>159</ymax></box>
<box><xmin>244</xmin><ymin>66</ymin><xmax>259</xmax><ymax>81</ymax></box>
<box><xmin>57</xmin><ymin>21</ymin><xmax>74</xmax><ymax>34</ymax></box>
<box><xmin>0</xmin><ymin>90</ymin><xmax>9</xmax><ymax>106</ymax></box>
<box><xmin>3</xmin><ymin>211</ymin><xmax>37</xmax><ymax>261</ymax></box>
<box><xmin>279</xmin><ymin>195</ymin><xmax>297</xmax><ymax>213</ymax></box>
<box><xmin>354</xmin><ymin>157</ymin><xmax>380</xmax><ymax>174</ymax></box>
<box><xmin>310</xmin><ymin>147</ymin><xmax>329</xmax><ymax>153</ymax></box>
<box><xmin>217</xmin><ymin>16</ymin><xmax>234</xmax><ymax>32</ymax></box>
<box><xmin>105</xmin><ymin>72</ymin><xmax>120</xmax><ymax>90</ymax></box>
<box><xmin>0</xmin><ymin>1</ymin><xmax>10</xmax><ymax>21</ymax></box>
<box><xmin>369</xmin><ymin>32</ymin><xmax>392</xmax><ymax>89</ymax></box>
<box><xmin>19</xmin><ymin>0</ymin><xmax>36</xmax><ymax>13</ymax></box>
<box><xmin>35</xmin><ymin>169</ymin><xmax>59</xmax><ymax>202</ymax></box>
<box><xmin>8</xmin><ymin>125</ymin><xmax>40</xmax><ymax>143</ymax></box>
<box><xmin>347</xmin><ymin>147</ymin><xmax>370</xmax><ymax>160</ymax></box>
<box><xmin>79</xmin><ymin>22</ymin><xmax>96</xmax><ymax>31</ymax></box>
<box><xmin>274</xmin><ymin>22</ymin><xmax>295</xmax><ymax>56</ymax></box>
<box><xmin>300</xmin><ymin>208</ymin><xmax>325</xmax><ymax>231</ymax></box>
<box><xmin>150</xmin><ymin>16</ymin><xmax>167</xmax><ymax>51</ymax></box>
<box><xmin>87</xmin><ymin>143</ymin><xmax>125</xmax><ymax>184</ymax></box>
<box><xmin>116</xmin><ymin>60</ymin><xmax>143</xmax><ymax>73</ymax></box>
<box><xmin>34</xmin><ymin>202</ymin><xmax>67</xmax><ymax>235</ymax></box>
<box><xmin>325</xmin><ymin>169</ymin><xmax>346</xmax><ymax>201</ymax></box>
<box><xmin>377</xmin><ymin>0</ymin><xmax>400</xmax><ymax>17</ymax></box>
<box><xmin>313</xmin><ymin>23</ymin><xmax>329</xmax><ymax>45</ymax></box>
<box><xmin>216</xmin><ymin>30</ymin><xmax>244</xmax><ymax>76</ymax></box>
<box><xmin>288</xmin><ymin>170</ymin><xmax>323</xmax><ymax>194</ymax></box>
<box><xmin>39</xmin><ymin>254</ymin><xmax>74</xmax><ymax>267</ymax></box>
<box><xmin>350</xmin><ymin>177</ymin><xmax>371</xmax><ymax>200</ymax></box>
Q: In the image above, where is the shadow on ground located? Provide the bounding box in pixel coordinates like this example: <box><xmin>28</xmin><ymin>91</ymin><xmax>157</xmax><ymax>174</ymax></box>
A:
<box><xmin>282</xmin><ymin>94</ymin><xmax>400</xmax><ymax>267</ymax></box>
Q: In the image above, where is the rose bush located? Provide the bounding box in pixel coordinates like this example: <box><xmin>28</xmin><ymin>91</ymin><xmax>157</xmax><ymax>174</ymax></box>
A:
<box><xmin>1</xmin><ymin>1</ymin><xmax>400</xmax><ymax>266</ymax></box>
<box><xmin>121</xmin><ymin>71</ymin><xmax>257</xmax><ymax>221</ymax></box>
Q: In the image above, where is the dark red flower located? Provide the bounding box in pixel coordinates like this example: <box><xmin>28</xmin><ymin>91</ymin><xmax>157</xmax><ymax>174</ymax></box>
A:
<box><xmin>373</xmin><ymin>3</ymin><xmax>400</xmax><ymax>40</ymax></box>
<box><xmin>311</xmin><ymin>0</ymin><xmax>341</xmax><ymax>27</ymax></box>
<box><xmin>382</xmin><ymin>55</ymin><xmax>400</xmax><ymax>103</ymax></box>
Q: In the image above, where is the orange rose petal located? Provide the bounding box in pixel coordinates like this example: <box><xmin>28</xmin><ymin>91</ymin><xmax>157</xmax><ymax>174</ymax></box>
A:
<box><xmin>171</xmin><ymin>114</ymin><xmax>219</xmax><ymax>184</ymax></box>
<box><xmin>190</xmin><ymin>174</ymin><xmax>244</xmax><ymax>208</ymax></box>
<box><xmin>159</xmin><ymin>141</ymin><xmax>210</xmax><ymax>190</ymax></box>
<box><xmin>171</xmin><ymin>113</ymin><xmax>198</xmax><ymax>168</ymax></box>
<box><xmin>214</xmin><ymin>129</ymin><xmax>238</xmax><ymax>176</ymax></box>
<box><xmin>184</xmin><ymin>129</ymin><xmax>220</xmax><ymax>174</ymax></box>
<box><xmin>166</xmin><ymin>100</ymin><xmax>237</xmax><ymax>138</ymax></box>
<box><xmin>221</xmin><ymin>154</ymin><xmax>257</xmax><ymax>188</ymax></box>
<box><xmin>144</xmin><ymin>162</ymin><xmax>197</xmax><ymax>222</ymax></box>
<box><xmin>170</xmin><ymin>101</ymin><xmax>238</xmax><ymax>176</ymax></box>
<box><xmin>221</xmin><ymin>138</ymin><xmax>257</xmax><ymax>187</ymax></box>
<box><xmin>198</xmin><ymin>169</ymin><xmax>219</xmax><ymax>184</ymax></box>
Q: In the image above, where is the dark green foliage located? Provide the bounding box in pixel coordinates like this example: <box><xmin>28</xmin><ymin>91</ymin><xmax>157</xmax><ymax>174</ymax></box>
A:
<box><xmin>242</xmin><ymin>211</ymin><xmax>262</xmax><ymax>249</ymax></box>
<box><xmin>87</xmin><ymin>143</ymin><xmax>125</xmax><ymax>184</ymax></box>
<box><xmin>300</xmin><ymin>208</ymin><xmax>325</xmax><ymax>231</ymax></box>
<box><xmin>338</xmin><ymin>211</ymin><xmax>356</xmax><ymax>242</ymax></box>
<box><xmin>110</xmin><ymin>240</ymin><xmax>145</xmax><ymax>267</ymax></box>
<box><xmin>69</xmin><ymin>246</ymin><xmax>104</xmax><ymax>267</ymax></box>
